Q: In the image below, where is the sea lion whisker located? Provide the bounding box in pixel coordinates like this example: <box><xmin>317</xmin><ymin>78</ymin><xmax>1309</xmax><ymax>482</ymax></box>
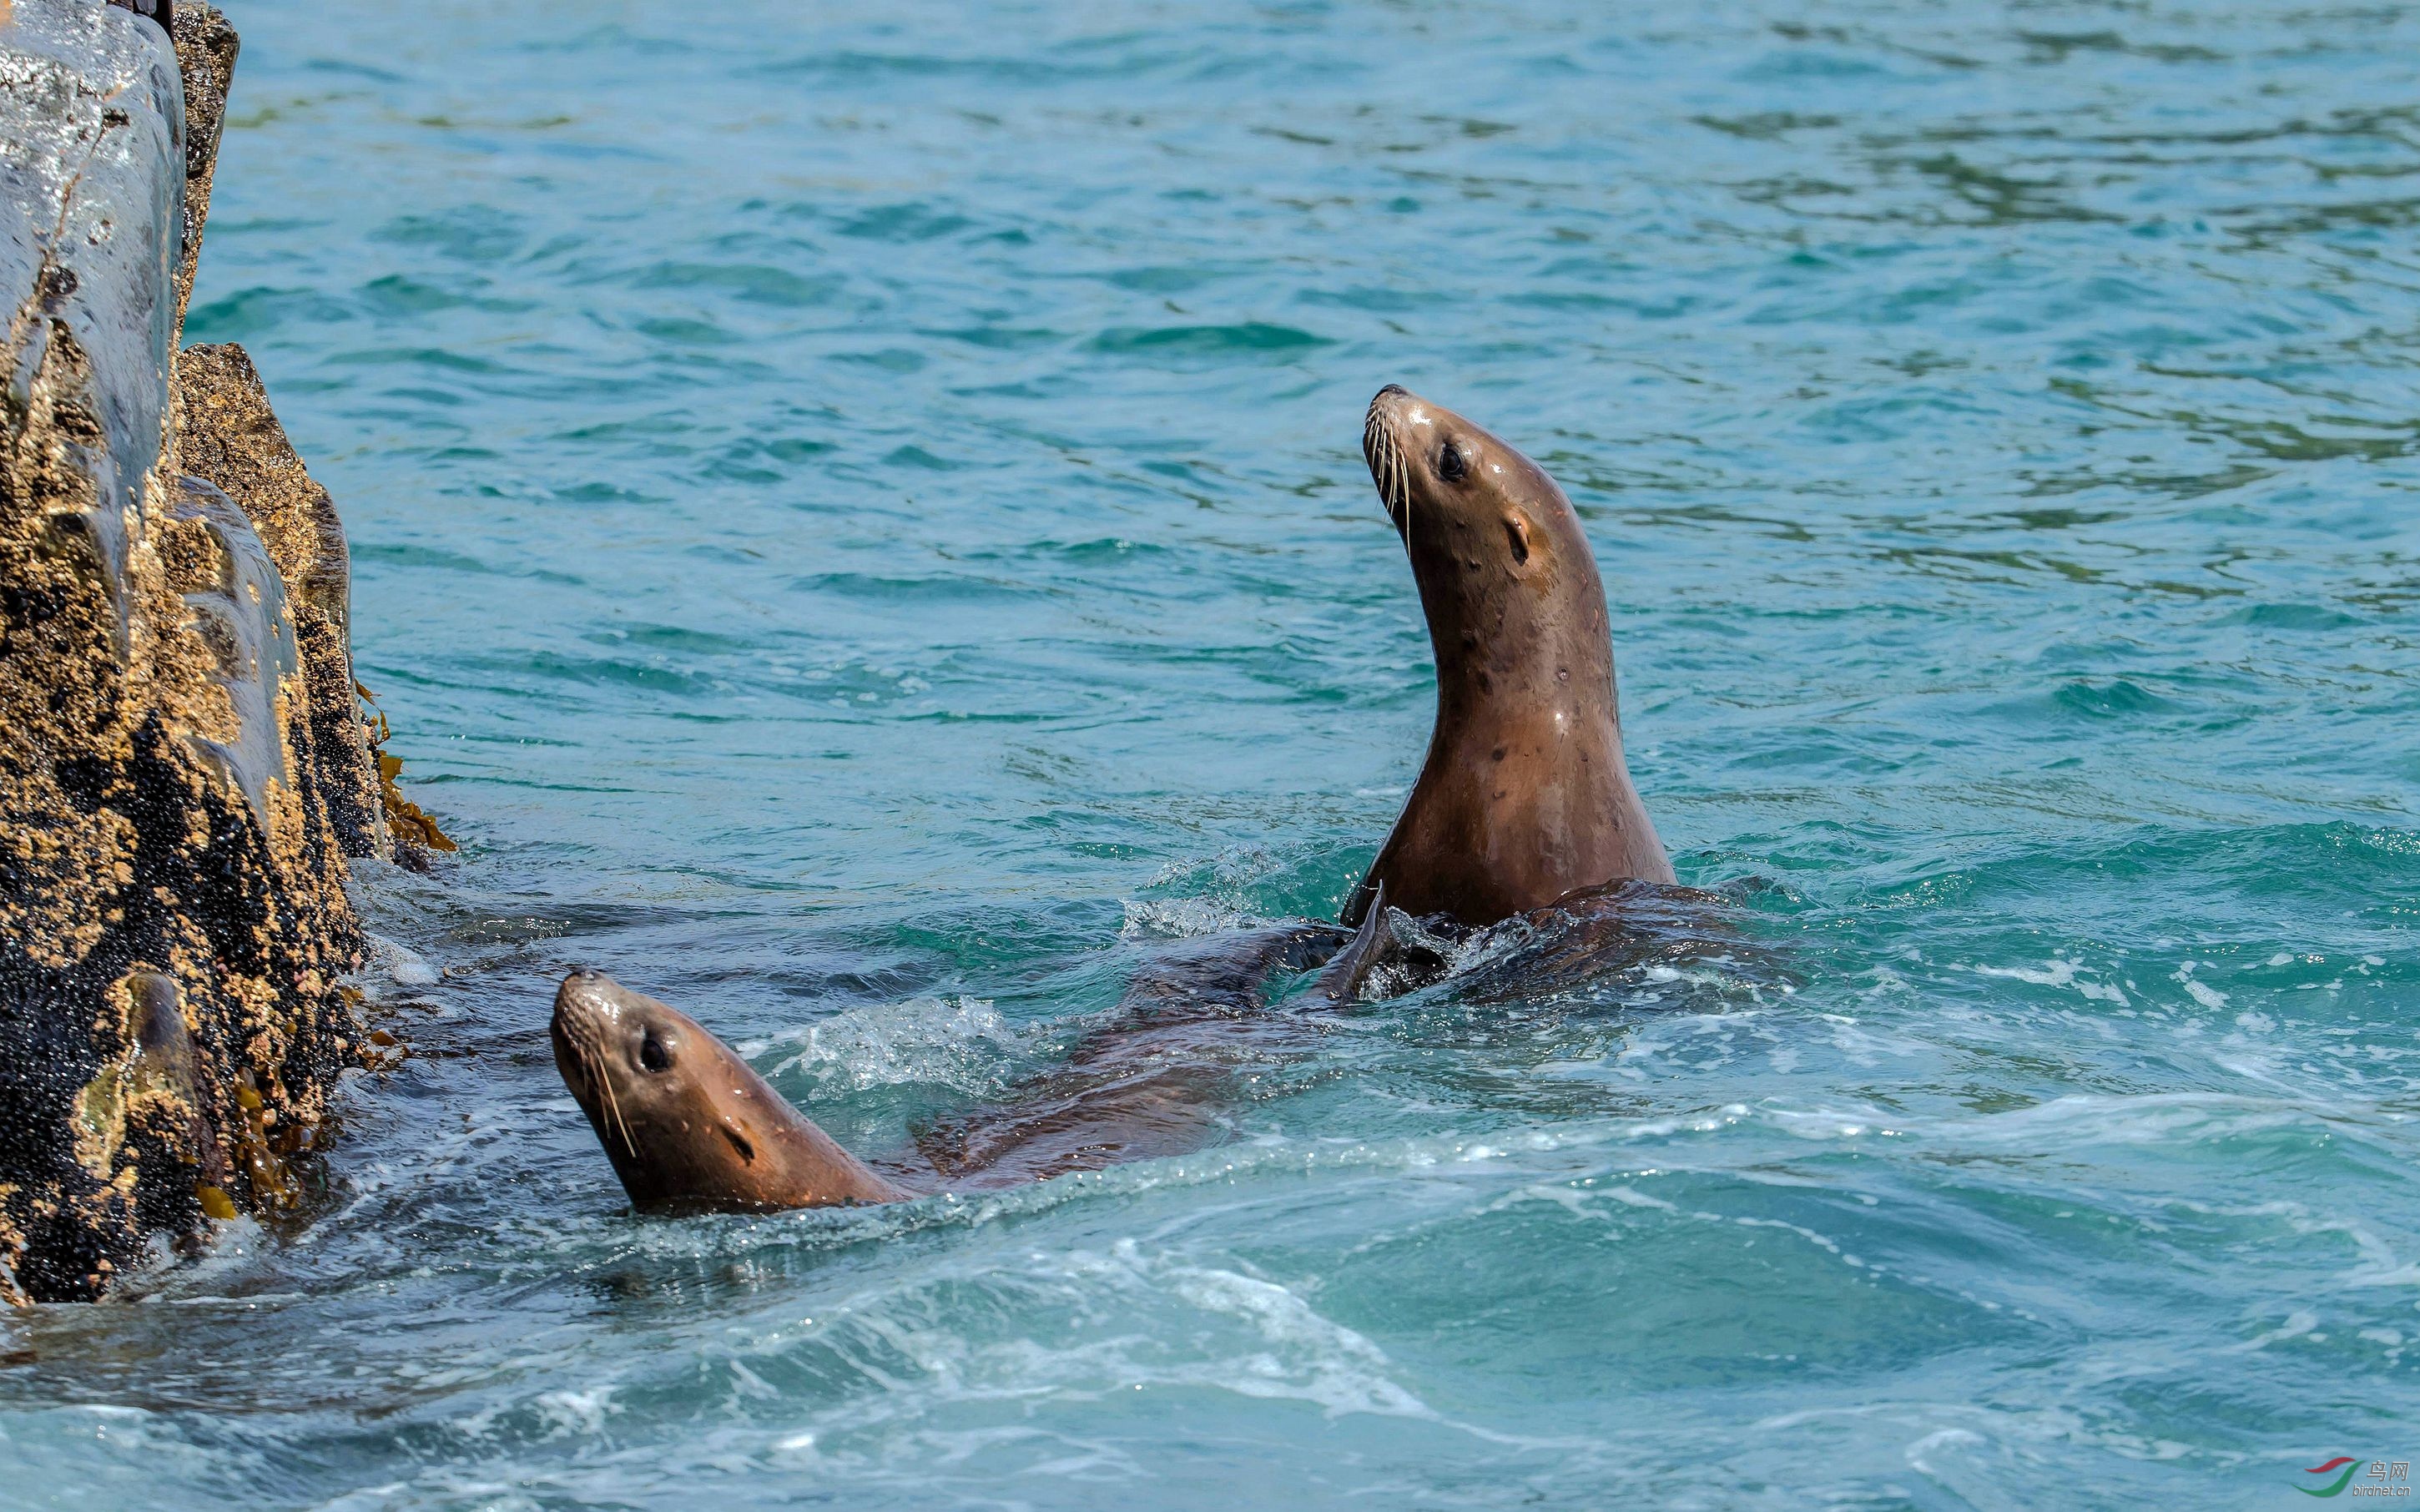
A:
<box><xmin>1394</xmin><ymin>436</ymin><xmax>1410</xmax><ymax>551</ymax></box>
<box><xmin>1398</xmin><ymin>439</ymin><xmax>1408</xmax><ymax>525</ymax></box>
<box><xmin>567</xmin><ymin>1019</ymin><xmax>637</xmax><ymax>1157</ymax></box>
<box><xmin>1366</xmin><ymin>420</ymin><xmax>1393</xmax><ymax>525</ymax></box>
<box><xmin>598</xmin><ymin>1059</ymin><xmax>637</xmax><ymax>1157</ymax></box>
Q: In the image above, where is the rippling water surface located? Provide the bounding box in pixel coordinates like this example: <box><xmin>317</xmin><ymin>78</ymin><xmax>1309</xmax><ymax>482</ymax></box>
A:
<box><xmin>13</xmin><ymin>0</ymin><xmax>2420</xmax><ymax>1505</ymax></box>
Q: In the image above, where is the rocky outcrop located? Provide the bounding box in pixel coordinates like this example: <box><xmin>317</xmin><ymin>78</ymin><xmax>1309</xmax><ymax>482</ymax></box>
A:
<box><xmin>0</xmin><ymin>0</ymin><xmax>393</xmax><ymax>1301</ymax></box>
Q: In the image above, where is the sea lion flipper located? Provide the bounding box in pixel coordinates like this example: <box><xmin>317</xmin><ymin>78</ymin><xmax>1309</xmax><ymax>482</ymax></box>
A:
<box><xmin>1316</xmin><ymin>881</ymin><xmax>1395</xmax><ymax>1003</ymax></box>
<box><xmin>1118</xmin><ymin>921</ymin><xmax>1353</xmax><ymax>1015</ymax></box>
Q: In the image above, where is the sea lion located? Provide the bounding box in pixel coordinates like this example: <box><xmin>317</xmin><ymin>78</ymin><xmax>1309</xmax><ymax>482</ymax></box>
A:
<box><xmin>1347</xmin><ymin>385</ymin><xmax>1675</xmax><ymax>929</ymax></box>
<box><xmin>552</xmin><ymin>968</ymin><xmax>909</xmax><ymax>1212</ymax></box>
<box><xmin>553</xmin><ymin>925</ymin><xmax>1347</xmax><ymax>1212</ymax></box>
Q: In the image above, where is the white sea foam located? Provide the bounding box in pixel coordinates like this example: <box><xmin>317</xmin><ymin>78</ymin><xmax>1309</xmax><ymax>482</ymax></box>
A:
<box><xmin>532</xmin><ymin>1387</ymin><xmax>617</xmax><ymax>1437</ymax></box>
<box><xmin>2174</xmin><ymin>962</ymin><xmax>2229</xmax><ymax>1011</ymax></box>
<box><xmin>1970</xmin><ymin>955</ymin><xmax>2130</xmax><ymax>1006</ymax></box>
<box><xmin>763</xmin><ymin>995</ymin><xmax>1016</xmax><ymax>1094</ymax></box>
<box><xmin>1974</xmin><ymin>958</ymin><xmax>2080</xmax><ymax>988</ymax></box>
<box><xmin>359</xmin><ymin>932</ymin><xmax>441</xmax><ymax>995</ymax></box>
<box><xmin>1118</xmin><ymin>895</ymin><xmax>1260</xmax><ymax>940</ymax></box>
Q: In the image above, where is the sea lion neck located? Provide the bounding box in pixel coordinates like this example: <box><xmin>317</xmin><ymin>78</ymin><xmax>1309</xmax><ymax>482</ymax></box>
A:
<box><xmin>1404</xmin><ymin>502</ymin><xmax>1619</xmax><ymax>729</ymax></box>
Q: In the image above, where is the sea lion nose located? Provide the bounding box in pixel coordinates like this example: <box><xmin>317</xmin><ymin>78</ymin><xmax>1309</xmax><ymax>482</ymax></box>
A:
<box><xmin>1375</xmin><ymin>384</ymin><xmax>1409</xmax><ymax>400</ymax></box>
<box><xmin>554</xmin><ymin>967</ymin><xmax>617</xmax><ymax>1025</ymax></box>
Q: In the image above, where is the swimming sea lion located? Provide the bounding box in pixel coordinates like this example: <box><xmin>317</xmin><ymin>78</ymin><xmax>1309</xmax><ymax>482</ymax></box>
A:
<box><xmin>552</xmin><ymin>969</ymin><xmax>909</xmax><ymax>1212</ymax></box>
<box><xmin>1347</xmin><ymin>385</ymin><xmax>1675</xmax><ymax>928</ymax></box>
<box><xmin>553</xmin><ymin>925</ymin><xmax>1345</xmax><ymax>1212</ymax></box>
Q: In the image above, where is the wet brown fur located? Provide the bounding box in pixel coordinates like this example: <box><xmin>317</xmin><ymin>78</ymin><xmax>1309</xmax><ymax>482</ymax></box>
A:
<box><xmin>552</xmin><ymin>970</ymin><xmax>908</xmax><ymax>1212</ymax></box>
<box><xmin>551</xmin><ymin>926</ymin><xmax>1344</xmax><ymax>1212</ymax></box>
<box><xmin>1349</xmin><ymin>386</ymin><xmax>1674</xmax><ymax>927</ymax></box>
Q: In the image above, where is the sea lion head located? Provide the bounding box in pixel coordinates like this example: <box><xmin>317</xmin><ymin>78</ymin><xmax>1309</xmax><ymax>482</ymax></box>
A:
<box><xmin>1361</xmin><ymin>384</ymin><xmax>1607</xmax><ymax>663</ymax></box>
<box><xmin>1349</xmin><ymin>386</ymin><xmax>1674</xmax><ymax>925</ymax></box>
<box><xmin>551</xmin><ymin>969</ymin><xmax>902</xmax><ymax>1212</ymax></box>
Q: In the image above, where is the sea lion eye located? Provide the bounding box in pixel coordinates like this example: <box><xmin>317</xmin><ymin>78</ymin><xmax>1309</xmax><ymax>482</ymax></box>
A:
<box><xmin>639</xmin><ymin>1034</ymin><xmax>671</xmax><ymax>1073</ymax></box>
<box><xmin>1439</xmin><ymin>442</ymin><xmax>1467</xmax><ymax>481</ymax></box>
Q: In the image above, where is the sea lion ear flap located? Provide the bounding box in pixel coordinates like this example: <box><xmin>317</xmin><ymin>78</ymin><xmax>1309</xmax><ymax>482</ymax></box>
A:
<box><xmin>1501</xmin><ymin>510</ymin><xmax>1537</xmax><ymax>572</ymax></box>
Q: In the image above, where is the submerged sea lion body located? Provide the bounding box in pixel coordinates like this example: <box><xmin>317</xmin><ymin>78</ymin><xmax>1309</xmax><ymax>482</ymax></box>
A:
<box><xmin>1350</xmin><ymin>386</ymin><xmax>1674</xmax><ymax>928</ymax></box>
<box><xmin>1321</xmin><ymin>877</ymin><xmax>1747</xmax><ymax>1005</ymax></box>
<box><xmin>911</xmin><ymin>923</ymin><xmax>1345</xmax><ymax>1187</ymax></box>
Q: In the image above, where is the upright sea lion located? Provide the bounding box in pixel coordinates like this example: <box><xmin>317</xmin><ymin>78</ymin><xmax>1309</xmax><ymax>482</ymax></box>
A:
<box><xmin>1348</xmin><ymin>385</ymin><xmax>1675</xmax><ymax>928</ymax></box>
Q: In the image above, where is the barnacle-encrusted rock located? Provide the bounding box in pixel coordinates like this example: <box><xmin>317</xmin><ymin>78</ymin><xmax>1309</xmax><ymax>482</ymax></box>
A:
<box><xmin>0</xmin><ymin>0</ymin><xmax>392</xmax><ymax>1302</ymax></box>
<box><xmin>175</xmin><ymin>344</ymin><xmax>386</xmax><ymax>858</ymax></box>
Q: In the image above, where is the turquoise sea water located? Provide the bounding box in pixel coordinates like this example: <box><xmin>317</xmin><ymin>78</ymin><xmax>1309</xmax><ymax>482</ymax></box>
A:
<box><xmin>11</xmin><ymin>0</ymin><xmax>2420</xmax><ymax>1504</ymax></box>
